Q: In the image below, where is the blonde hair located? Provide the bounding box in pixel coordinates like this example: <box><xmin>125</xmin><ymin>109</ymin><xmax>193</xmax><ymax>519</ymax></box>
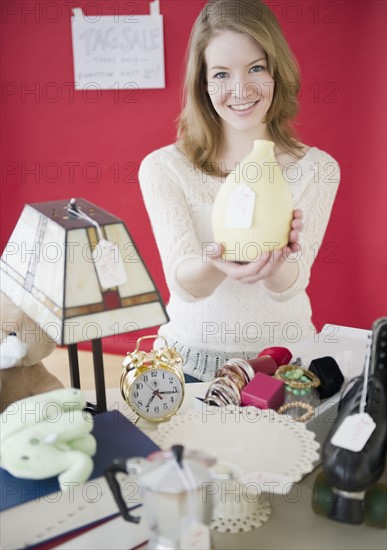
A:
<box><xmin>177</xmin><ymin>0</ymin><xmax>304</xmax><ymax>176</ymax></box>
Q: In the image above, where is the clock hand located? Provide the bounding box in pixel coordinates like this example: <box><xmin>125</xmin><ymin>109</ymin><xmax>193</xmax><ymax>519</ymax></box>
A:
<box><xmin>144</xmin><ymin>381</ymin><xmax>156</xmax><ymax>392</ymax></box>
<box><xmin>156</xmin><ymin>391</ymin><xmax>177</xmax><ymax>395</ymax></box>
<box><xmin>145</xmin><ymin>394</ymin><xmax>156</xmax><ymax>408</ymax></box>
<box><xmin>151</xmin><ymin>390</ymin><xmax>164</xmax><ymax>400</ymax></box>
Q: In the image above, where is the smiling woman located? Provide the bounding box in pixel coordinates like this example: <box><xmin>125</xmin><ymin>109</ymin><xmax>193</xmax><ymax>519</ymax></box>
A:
<box><xmin>204</xmin><ymin>30</ymin><xmax>275</xmax><ymax>151</ymax></box>
<box><xmin>178</xmin><ymin>0</ymin><xmax>305</xmax><ymax>177</ymax></box>
<box><xmin>138</xmin><ymin>0</ymin><xmax>340</xmax><ymax>381</ymax></box>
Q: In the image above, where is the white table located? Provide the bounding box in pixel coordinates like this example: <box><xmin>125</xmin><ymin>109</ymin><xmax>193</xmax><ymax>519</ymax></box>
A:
<box><xmin>55</xmin><ymin>385</ymin><xmax>387</xmax><ymax>550</ymax></box>
<box><xmin>2</xmin><ymin>325</ymin><xmax>386</xmax><ymax>549</ymax></box>
<box><xmin>57</xmin><ymin>325</ymin><xmax>387</xmax><ymax>549</ymax></box>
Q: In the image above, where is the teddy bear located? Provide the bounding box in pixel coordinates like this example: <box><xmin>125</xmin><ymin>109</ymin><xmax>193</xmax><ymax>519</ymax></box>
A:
<box><xmin>0</xmin><ymin>291</ymin><xmax>64</xmax><ymax>412</ymax></box>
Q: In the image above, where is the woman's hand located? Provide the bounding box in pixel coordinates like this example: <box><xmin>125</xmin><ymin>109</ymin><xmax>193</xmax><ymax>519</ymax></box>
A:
<box><xmin>206</xmin><ymin>209</ymin><xmax>303</xmax><ymax>286</ymax></box>
<box><xmin>288</xmin><ymin>208</ymin><xmax>303</xmax><ymax>253</ymax></box>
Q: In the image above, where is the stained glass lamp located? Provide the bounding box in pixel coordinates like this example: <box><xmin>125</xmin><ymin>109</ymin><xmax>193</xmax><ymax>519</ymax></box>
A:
<box><xmin>0</xmin><ymin>198</ymin><xmax>168</xmax><ymax>412</ymax></box>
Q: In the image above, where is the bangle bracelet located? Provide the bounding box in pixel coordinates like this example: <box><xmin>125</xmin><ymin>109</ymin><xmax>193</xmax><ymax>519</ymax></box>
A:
<box><xmin>207</xmin><ymin>358</ymin><xmax>255</xmax><ymax>408</ymax></box>
<box><xmin>277</xmin><ymin>401</ymin><xmax>314</xmax><ymax>422</ymax></box>
<box><xmin>205</xmin><ymin>377</ymin><xmax>241</xmax><ymax>406</ymax></box>
<box><xmin>204</xmin><ymin>395</ymin><xmax>225</xmax><ymax>408</ymax></box>
<box><xmin>225</xmin><ymin>358</ymin><xmax>255</xmax><ymax>383</ymax></box>
<box><xmin>216</xmin><ymin>367</ymin><xmax>246</xmax><ymax>391</ymax></box>
<box><xmin>217</xmin><ymin>359</ymin><xmax>254</xmax><ymax>386</ymax></box>
<box><xmin>274</xmin><ymin>365</ymin><xmax>320</xmax><ymax>389</ymax></box>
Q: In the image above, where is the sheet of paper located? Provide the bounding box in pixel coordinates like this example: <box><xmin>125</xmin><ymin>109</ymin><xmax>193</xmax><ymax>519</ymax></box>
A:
<box><xmin>71</xmin><ymin>8</ymin><xmax>165</xmax><ymax>89</ymax></box>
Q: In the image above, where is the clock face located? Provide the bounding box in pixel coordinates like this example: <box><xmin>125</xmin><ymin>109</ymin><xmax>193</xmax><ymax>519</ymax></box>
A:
<box><xmin>128</xmin><ymin>368</ymin><xmax>184</xmax><ymax>421</ymax></box>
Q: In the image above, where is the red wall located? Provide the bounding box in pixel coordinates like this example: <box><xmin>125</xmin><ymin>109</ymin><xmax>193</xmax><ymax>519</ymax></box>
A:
<box><xmin>1</xmin><ymin>0</ymin><xmax>386</xmax><ymax>354</ymax></box>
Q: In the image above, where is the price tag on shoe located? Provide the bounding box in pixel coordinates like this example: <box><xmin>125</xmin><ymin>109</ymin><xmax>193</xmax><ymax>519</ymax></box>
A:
<box><xmin>330</xmin><ymin>413</ymin><xmax>376</xmax><ymax>452</ymax></box>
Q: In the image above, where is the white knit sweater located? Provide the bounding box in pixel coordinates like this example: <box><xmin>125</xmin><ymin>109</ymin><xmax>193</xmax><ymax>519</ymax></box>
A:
<box><xmin>139</xmin><ymin>144</ymin><xmax>340</xmax><ymax>380</ymax></box>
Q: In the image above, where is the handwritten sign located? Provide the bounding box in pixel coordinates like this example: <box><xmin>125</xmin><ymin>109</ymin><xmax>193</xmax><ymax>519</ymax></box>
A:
<box><xmin>71</xmin><ymin>8</ymin><xmax>165</xmax><ymax>89</ymax></box>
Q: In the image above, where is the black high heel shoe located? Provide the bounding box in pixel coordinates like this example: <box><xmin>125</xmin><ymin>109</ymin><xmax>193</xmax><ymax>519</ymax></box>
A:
<box><xmin>313</xmin><ymin>317</ymin><xmax>387</xmax><ymax>527</ymax></box>
<box><xmin>371</xmin><ymin>317</ymin><xmax>387</xmax><ymax>389</ymax></box>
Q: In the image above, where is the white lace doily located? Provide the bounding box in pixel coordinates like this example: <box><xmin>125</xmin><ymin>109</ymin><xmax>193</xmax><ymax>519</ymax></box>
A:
<box><xmin>151</xmin><ymin>406</ymin><xmax>320</xmax><ymax>533</ymax></box>
<box><xmin>152</xmin><ymin>406</ymin><xmax>320</xmax><ymax>483</ymax></box>
<box><xmin>210</xmin><ymin>487</ymin><xmax>272</xmax><ymax>533</ymax></box>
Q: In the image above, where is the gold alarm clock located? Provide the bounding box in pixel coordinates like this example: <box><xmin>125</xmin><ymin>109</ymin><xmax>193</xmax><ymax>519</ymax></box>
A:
<box><xmin>120</xmin><ymin>336</ymin><xmax>185</xmax><ymax>422</ymax></box>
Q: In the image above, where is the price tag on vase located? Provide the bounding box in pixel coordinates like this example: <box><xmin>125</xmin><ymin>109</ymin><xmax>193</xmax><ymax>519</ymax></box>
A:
<box><xmin>225</xmin><ymin>183</ymin><xmax>256</xmax><ymax>229</ymax></box>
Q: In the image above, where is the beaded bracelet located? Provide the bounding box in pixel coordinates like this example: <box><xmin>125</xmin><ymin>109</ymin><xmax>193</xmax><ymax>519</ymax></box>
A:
<box><xmin>277</xmin><ymin>401</ymin><xmax>314</xmax><ymax>422</ymax></box>
<box><xmin>274</xmin><ymin>365</ymin><xmax>320</xmax><ymax>389</ymax></box>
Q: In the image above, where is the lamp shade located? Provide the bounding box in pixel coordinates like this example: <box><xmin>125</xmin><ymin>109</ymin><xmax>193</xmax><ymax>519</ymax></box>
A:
<box><xmin>0</xmin><ymin>198</ymin><xmax>169</xmax><ymax>345</ymax></box>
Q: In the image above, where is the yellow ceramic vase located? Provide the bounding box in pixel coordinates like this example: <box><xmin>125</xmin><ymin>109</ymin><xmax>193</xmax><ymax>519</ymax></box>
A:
<box><xmin>211</xmin><ymin>140</ymin><xmax>294</xmax><ymax>262</ymax></box>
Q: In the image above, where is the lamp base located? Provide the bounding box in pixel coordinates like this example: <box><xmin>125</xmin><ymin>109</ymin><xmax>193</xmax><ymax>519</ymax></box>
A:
<box><xmin>67</xmin><ymin>339</ymin><xmax>107</xmax><ymax>413</ymax></box>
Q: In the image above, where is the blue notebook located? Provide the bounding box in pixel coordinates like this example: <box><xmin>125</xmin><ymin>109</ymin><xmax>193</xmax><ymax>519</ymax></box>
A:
<box><xmin>0</xmin><ymin>410</ymin><xmax>160</xmax><ymax>512</ymax></box>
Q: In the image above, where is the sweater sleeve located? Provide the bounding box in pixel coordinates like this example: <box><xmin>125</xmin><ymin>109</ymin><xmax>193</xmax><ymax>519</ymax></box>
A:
<box><xmin>261</xmin><ymin>149</ymin><xmax>341</xmax><ymax>302</ymax></box>
<box><xmin>138</xmin><ymin>149</ymin><xmax>203</xmax><ymax>302</ymax></box>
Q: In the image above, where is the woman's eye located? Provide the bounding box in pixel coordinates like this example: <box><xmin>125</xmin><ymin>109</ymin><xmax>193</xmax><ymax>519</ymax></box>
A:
<box><xmin>213</xmin><ymin>71</ymin><xmax>229</xmax><ymax>79</ymax></box>
<box><xmin>250</xmin><ymin>65</ymin><xmax>265</xmax><ymax>73</ymax></box>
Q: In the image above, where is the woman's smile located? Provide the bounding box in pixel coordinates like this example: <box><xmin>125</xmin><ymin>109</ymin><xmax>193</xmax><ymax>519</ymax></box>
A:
<box><xmin>228</xmin><ymin>100</ymin><xmax>259</xmax><ymax>112</ymax></box>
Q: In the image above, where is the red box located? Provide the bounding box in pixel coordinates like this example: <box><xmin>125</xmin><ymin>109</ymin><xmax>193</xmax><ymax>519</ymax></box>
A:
<box><xmin>241</xmin><ymin>372</ymin><xmax>284</xmax><ymax>410</ymax></box>
<box><xmin>258</xmin><ymin>347</ymin><xmax>292</xmax><ymax>367</ymax></box>
<box><xmin>248</xmin><ymin>355</ymin><xmax>278</xmax><ymax>375</ymax></box>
